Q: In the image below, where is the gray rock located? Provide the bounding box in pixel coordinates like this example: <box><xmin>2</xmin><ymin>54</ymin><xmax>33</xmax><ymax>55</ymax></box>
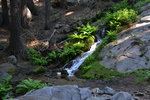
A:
<box><xmin>11</xmin><ymin>85</ymin><xmax>92</xmax><ymax>100</ymax></box>
<box><xmin>7</xmin><ymin>55</ymin><xmax>17</xmax><ymax>65</ymax></box>
<box><xmin>86</xmin><ymin>97</ymin><xmax>102</xmax><ymax>100</ymax></box>
<box><xmin>112</xmin><ymin>92</ymin><xmax>134</xmax><ymax>100</ymax></box>
<box><xmin>79</xmin><ymin>88</ymin><xmax>92</xmax><ymax>100</ymax></box>
<box><xmin>92</xmin><ymin>88</ymin><xmax>104</xmax><ymax>95</ymax></box>
<box><xmin>0</xmin><ymin>63</ymin><xmax>16</xmax><ymax>74</ymax></box>
<box><xmin>104</xmin><ymin>86</ymin><xmax>116</xmax><ymax>95</ymax></box>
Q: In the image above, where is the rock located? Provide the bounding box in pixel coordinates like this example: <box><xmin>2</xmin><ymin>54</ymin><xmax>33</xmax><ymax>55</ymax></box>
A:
<box><xmin>7</xmin><ymin>55</ymin><xmax>17</xmax><ymax>65</ymax></box>
<box><xmin>140</xmin><ymin>3</ymin><xmax>150</xmax><ymax>13</ymax></box>
<box><xmin>104</xmin><ymin>86</ymin><xmax>116</xmax><ymax>95</ymax></box>
<box><xmin>100</xmin><ymin>14</ymin><xmax>150</xmax><ymax>72</ymax></box>
<box><xmin>134</xmin><ymin>92</ymin><xmax>145</xmax><ymax>96</ymax></box>
<box><xmin>0</xmin><ymin>63</ymin><xmax>16</xmax><ymax>74</ymax></box>
<box><xmin>11</xmin><ymin>85</ymin><xmax>92</xmax><ymax>100</ymax></box>
<box><xmin>112</xmin><ymin>92</ymin><xmax>134</xmax><ymax>100</ymax></box>
<box><xmin>0</xmin><ymin>71</ymin><xmax>11</xmax><ymax>83</ymax></box>
<box><xmin>92</xmin><ymin>88</ymin><xmax>104</xmax><ymax>95</ymax></box>
<box><xmin>86</xmin><ymin>97</ymin><xmax>102</xmax><ymax>100</ymax></box>
<box><xmin>79</xmin><ymin>88</ymin><xmax>92</xmax><ymax>100</ymax></box>
<box><xmin>55</xmin><ymin>23</ymin><xmax>63</xmax><ymax>29</ymax></box>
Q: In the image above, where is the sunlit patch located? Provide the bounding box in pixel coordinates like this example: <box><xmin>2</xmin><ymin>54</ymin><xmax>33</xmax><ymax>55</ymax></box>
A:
<box><xmin>0</xmin><ymin>39</ymin><xmax>7</xmax><ymax>42</ymax></box>
<box><xmin>64</xmin><ymin>11</ymin><xmax>75</xmax><ymax>16</ymax></box>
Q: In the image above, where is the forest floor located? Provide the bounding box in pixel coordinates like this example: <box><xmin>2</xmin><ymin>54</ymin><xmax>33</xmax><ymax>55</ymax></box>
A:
<box><xmin>0</xmin><ymin>0</ymin><xmax>150</xmax><ymax>100</ymax></box>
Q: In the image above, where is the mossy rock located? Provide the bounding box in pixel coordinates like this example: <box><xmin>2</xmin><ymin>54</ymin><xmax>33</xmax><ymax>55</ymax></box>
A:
<box><xmin>79</xmin><ymin>62</ymin><xmax>123</xmax><ymax>80</ymax></box>
<box><xmin>32</xmin><ymin>66</ymin><xmax>46</xmax><ymax>74</ymax></box>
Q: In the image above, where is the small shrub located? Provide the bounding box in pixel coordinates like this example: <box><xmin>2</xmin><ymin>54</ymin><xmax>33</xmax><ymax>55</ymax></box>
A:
<box><xmin>47</xmin><ymin>51</ymin><xmax>58</xmax><ymax>62</ymax></box>
<box><xmin>28</xmin><ymin>48</ymin><xmax>48</xmax><ymax>66</ymax></box>
<box><xmin>0</xmin><ymin>77</ymin><xmax>13</xmax><ymax>100</ymax></box>
<box><xmin>16</xmin><ymin>78</ymin><xmax>51</xmax><ymax>94</ymax></box>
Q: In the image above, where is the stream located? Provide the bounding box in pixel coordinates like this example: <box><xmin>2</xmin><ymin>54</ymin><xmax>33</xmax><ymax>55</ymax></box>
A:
<box><xmin>63</xmin><ymin>28</ymin><xmax>106</xmax><ymax>76</ymax></box>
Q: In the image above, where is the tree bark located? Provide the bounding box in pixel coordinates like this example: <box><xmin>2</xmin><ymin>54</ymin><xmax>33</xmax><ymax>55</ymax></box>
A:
<box><xmin>6</xmin><ymin>0</ymin><xmax>26</xmax><ymax>58</ymax></box>
<box><xmin>1</xmin><ymin>0</ymin><xmax>9</xmax><ymax>26</ymax></box>
<box><xmin>27</xmin><ymin>0</ymin><xmax>38</xmax><ymax>16</ymax></box>
<box><xmin>21</xmin><ymin>0</ymin><xmax>30</xmax><ymax>28</ymax></box>
<box><xmin>45</xmin><ymin>0</ymin><xmax>51</xmax><ymax>30</ymax></box>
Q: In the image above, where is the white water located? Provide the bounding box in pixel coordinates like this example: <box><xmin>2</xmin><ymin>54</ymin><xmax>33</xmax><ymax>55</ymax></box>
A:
<box><xmin>64</xmin><ymin>35</ymin><xmax>102</xmax><ymax>76</ymax></box>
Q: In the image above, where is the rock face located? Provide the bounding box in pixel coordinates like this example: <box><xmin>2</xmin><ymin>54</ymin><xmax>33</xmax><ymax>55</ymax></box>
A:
<box><xmin>10</xmin><ymin>85</ymin><xmax>134</xmax><ymax>100</ymax></box>
<box><xmin>100</xmin><ymin>3</ymin><xmax>150</xmax><ymax>72</ymax></box>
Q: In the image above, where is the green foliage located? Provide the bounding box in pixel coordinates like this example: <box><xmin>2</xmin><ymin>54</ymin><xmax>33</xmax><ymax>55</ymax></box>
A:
<box><xmin>134</xmin><ymin>0</ymin><xmax>150</xmax><ymax>9</ymax></box>
<box><xmin>0</xmin><ymin>77</ymin><xmax>13</xmax><ymax>100</ymax></box>
<box><xmin>59</xmin><ymin>24</ymin><xmax>97</xmax><ymax>63</ymax></box>
<box><xmin>16</xmin><ymin>78</ymin><xmax>50</xmax><ymax>94</ymax></box>
<box><xmin>111</xmin><ymin>0</ymin><xmax>131</xmax><ymax>11</ymax></box>
<box><xmin>59</xmin><ymin>45</ymin><xmax>83</xmax><ymax>63</ymax></box>
<box><xmin>69</xmin><ymin>24</ymin><xmax>97</xmax><ymax>41</ymax></box>
<box><xmin>28</xmin><ymin>48</ymin><xmax>48</xmax><ymax>66</ymax></box>
<box><xmin>80</xmin><ymin>62</ymin><xmax>123</xmax><ymax>80</ymax></box>
<box><xmin>47</xmin><ymin>51</ymin><xmax>58</xmax><ymax>62</ymax></box>
<box><xmin>32</xmin><ymin>66</ymin><xmax>46</xmax><ymax>74</ymax></box>
<box><xmin>131</xmin><ymin>69</ymin><xmax>150</xmax><ymax>83</ymax></box>
<box><xmin>103</xmin><ymin>30</ymin><xmax>117</xmax><ymax>43</ymax></box>
<box><xmin>106</xmin><ymin>8</ymin><xmax>137</xmax><ymax>30</ymax></box>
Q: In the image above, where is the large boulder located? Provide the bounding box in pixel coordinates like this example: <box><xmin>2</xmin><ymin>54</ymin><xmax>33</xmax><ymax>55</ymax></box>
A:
<box><xmin>12</xmin><ymin>85</ymin><xmax>92</xmax><ymax>100</ymax></box>
<box><xmin>100</xmin><ymin>3</ymin><xmax>150</xmax><ymax>72</ymax></box>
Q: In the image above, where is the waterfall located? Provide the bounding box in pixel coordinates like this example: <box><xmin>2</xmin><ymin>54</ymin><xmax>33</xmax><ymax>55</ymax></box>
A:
<box><xmin>64</xmin><ymin>36</ymin><xmax>102</xmax><ymax>76</ymax></box>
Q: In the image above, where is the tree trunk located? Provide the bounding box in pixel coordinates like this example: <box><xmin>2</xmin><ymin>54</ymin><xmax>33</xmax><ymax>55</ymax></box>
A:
<box><xmin>6</xmin><ymin>0</ymin><xmax>26</xmax><ymax>58</ymax></box>
<box><xmin>45</xmin><ymin>0</ymin><xmax>51</xmax><ymax>30</ymax></box>
<box><xmin>21</xmin><ymin>0</ymin><xmax>30</xmax><ymax>28</ymax></box>
<box><xmin>1</xmin><ymin>0</ymin><xmax>9</xmax><ymax>26</ymax></box>
<box><xmin>27</xmin><ymin>0</ymin><xmax>38</xmax><ymax>16</ymax></box>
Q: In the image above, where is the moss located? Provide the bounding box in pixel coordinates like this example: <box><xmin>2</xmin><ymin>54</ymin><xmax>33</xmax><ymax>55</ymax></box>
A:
<box><xmin>7</xmin><ymin>68</ymin><xmax>16</xmax><ymax>75</ymax></box>
<box><xmin>32</xmin><ymin>66</ymin><xmax>46</xmax><ymax>74</ymax></box>
<box><xmin>80</xmin><ymin>62</ymin><xmax>123</xmax><ymax>80</ymax></box>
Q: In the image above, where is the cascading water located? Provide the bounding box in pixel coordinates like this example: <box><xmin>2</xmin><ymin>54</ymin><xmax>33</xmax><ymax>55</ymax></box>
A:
<box><xmin>64</xmin><ymin>32</ymin><xmax>104</xmax><ymax>76</ymax></box>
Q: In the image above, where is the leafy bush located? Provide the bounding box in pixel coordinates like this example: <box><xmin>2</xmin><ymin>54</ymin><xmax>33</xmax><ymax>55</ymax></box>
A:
<box><xmin>47</xmin><ymin>51</ymin><xmax>58</xmax><ymax>62</ymax></box>
<box><xmin>69</xmin><ymin>24</ymin><xmax>97</xmax><ymax>41</ymax></box>
<box><xmin>59</xmin><ymin>45</ymin><xmax>83</xmax><ymax>63</ymax></box>
<box><xmin>0</xmin><ymin>77</ymin><xmax>13</xmax><ymax>100</ymax></box>
<box><xmin>28</xmin><ymin>48</ymin><xmax>48</xmax><ymax>66</ymax></box>
<box><xmin>16</xmin><ymin>78</ymin><xmax>51</xmax><ymax>94</ymax></box>
<box><xmin>106</xmin><ymin>8</ymin><xmax>137</xmax><ymax>30</ymax></box>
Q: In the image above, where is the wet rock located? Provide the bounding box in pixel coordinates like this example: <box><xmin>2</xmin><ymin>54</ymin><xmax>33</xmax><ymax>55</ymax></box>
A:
<box><xmin>112</xmin><ymin>92</ymin><xmax>134</xmax><ymax>100</ymax></box>
<box><xmin>7</xmin><ymin>55</ymin><xmax>17</xmax><ymax>65</ymax></box>
<box><xmin>86</xmin><ymin>97</ymin><xmax>102</xmax><ymax>100</ymax></box>
<box><xmin>104</xmin><ymin>86</ymin><xmax>116</xmax><ymax>95</ymax></box>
